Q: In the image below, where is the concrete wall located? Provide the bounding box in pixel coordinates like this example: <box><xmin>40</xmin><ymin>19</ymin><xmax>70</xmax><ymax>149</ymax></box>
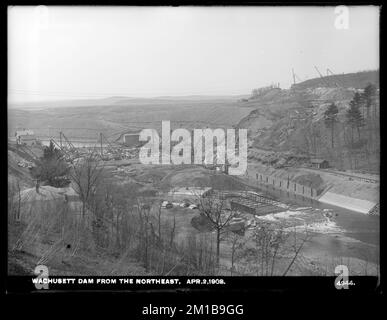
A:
<box><xmin>319</xmin><ymin>192</ymin><xmax>376</xmax><ymax>214</ymax></box>
<box><xmin>246</xmin><ymin>168</ymin><xmax>377</xmax><ymax>213</ymax></box>
<box><xmin>246</xmin><ymin>169</ymin><xmax>320</xmax><ymax>199</ymax></box>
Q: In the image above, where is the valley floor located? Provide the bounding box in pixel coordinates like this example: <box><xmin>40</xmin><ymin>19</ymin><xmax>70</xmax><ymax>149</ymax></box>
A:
<box><xmin>8</xmin><ymin>160</ymin><xmax>379</xmax><ymax>277</ymax></box>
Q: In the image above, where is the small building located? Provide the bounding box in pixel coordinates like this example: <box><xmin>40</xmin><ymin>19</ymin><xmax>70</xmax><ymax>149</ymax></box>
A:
<box><xmin>121</xmin><ymin>133</ymin><xmax>140</xmax><ymax>147</ymax></box>
<box><xmin>15</xmin><ymin>129</ymin><xmax>37</xmax><ymax>146</ymax></box>
<box><xmin>310</xmin><ymin>158</ymin><xmax>329</xmax><ymax>169</ymax></box>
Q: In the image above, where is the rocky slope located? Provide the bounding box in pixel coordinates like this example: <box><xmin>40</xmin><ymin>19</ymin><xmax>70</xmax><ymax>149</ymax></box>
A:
<box><xmin>238</xmin><ymin>70</ymin><xmax>380</xmax><ymax>173</ymax></box>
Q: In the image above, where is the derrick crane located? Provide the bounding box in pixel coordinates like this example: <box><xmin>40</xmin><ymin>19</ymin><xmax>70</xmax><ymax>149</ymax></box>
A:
<box><xmin>59</xmin><ymin>132</ymin><xmax>80</xmax><ymax>159</ymax></box>
<box><xmin>48</xmin><ymin>137</ymin><xmax>78</xmax><ymax>165</ymax></box>
<box><xmin>314</xmin><ymin>66</ymin><xmax>331</xmax><ymax>87</ymax></box>
<box><xmin>99</xmin><ymin>132</ymin><xmax>122</xmax><ymax>159</ymax></box>
<box><xmin>102</xmin><ymin>133</ymin><xmax>116</xmax><ymax>150</ymax></box>
<box><xmin>326</xmin><ymin>68</ymin><xmax>343</xmax><ymax>88</ymax></box>
<box><xmin>60</xmin><ymin>132</ymin><xmax>76</xmax><ymax>152</ymax></box>
<box><xmin>60</xmin><ymin>132</ymin><xmax>75</xmax><ymax>150</ymax></box>
<box><xmin>49</xmin><ymin>138</ymin><xmax>65</xmax><ymax>154</ymax></box>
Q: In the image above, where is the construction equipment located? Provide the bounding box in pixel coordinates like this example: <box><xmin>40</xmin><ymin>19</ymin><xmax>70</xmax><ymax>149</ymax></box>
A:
<box><xmin>97</xmin><ymin>132</ymin><xmax>126</xmax><ymax>160</ymax></box>
<box><xmin>314</xmin><ymin>66</ymin><xmax>331</xmax><ymax>87</ymax></box>
<box><xmin>60</xmin><ymin>132</ymin><xmax>76</xmax><ymax>152</ymax></box>
<box><xmin>48</xmin><ymin>138</ymin><xmax>74</xmax><ymax>162</ymax></box>
<box><xmin>326</xmin><ymin>68</ymin><xmax>343</xmax><ymax>88</ymax></box>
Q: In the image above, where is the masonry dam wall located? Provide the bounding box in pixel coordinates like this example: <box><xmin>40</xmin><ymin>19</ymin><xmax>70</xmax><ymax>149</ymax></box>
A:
<box><xmin>244</xmin><ymin>168</ymin><xmax>379</xmax><ymax>214</ymax></box>
<box><xmin>245</xmin><ymin>169</ymin><xmax>323</xmax><ymax>200</ymax></box>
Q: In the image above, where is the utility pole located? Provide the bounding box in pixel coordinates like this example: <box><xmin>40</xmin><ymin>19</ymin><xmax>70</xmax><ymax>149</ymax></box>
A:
<box><xmin>292</xmin><ymin>68</ymin><xmax>296</xmax><ymax>86</ymax></box>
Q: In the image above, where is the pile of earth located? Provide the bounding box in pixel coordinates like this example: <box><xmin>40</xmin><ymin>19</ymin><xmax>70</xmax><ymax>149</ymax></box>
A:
<box><xmin>159</xmin><ymin>167</ymin><xmax>248</xmax><ymax>191</ymax></box>
<box><xmin>305</xmin><ymin>87</ymin><xmax>355</xmax><ymax>101</ymax></box>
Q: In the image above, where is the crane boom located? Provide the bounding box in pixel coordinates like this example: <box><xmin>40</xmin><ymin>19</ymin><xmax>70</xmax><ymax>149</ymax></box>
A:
<box><xmin>326</xmin><ymin>68</ymin><xmax>342</xmax><ymax>88</ymax></box>
<box><xmin>314</xmin><ymin>66</ymin><xmax>330</xmax><ymax>87</ymax></box>
<box><xmin>61</xmin><ymin>133</ymin><xmax>76</xmax><ymax>151</ymax></box>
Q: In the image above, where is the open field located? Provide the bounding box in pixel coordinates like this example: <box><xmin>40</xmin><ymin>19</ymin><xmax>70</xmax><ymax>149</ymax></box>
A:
<box><xmin>8</xmin><ymin>98</ymin><xmax>255</xmax><ymax>141</ymax></box>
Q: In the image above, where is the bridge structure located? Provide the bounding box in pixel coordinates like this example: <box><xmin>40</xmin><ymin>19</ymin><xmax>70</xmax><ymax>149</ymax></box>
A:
<box><xmin>216</xmin><ymin>191</ymin><xmax>286</xmax><ymax>216</ymax></box>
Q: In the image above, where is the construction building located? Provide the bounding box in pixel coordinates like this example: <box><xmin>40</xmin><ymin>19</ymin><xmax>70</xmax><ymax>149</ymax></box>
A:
<box><xmin>15</xmin><ymin>129</ymin><xmax>37</xmax><ymax>146</ymax></box>
<box><xmin>219</xmin><ymin>191</ymin><xmax>286</xmax><ymax>216</ymax></box>
<box><xmin>121</xmin><ymin>133</ymin><xmax>141</xmax><ymax>147</ymax></box>
<box><xmin>310</xmin><ymin>158</ymin><xmax>329</xmax><ymax>169</ymax></box>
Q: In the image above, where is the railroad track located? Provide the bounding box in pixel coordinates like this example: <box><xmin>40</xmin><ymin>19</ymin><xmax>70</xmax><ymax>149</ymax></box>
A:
<box><xmin>300</xmin><ymin>167</ymin><xmax>379</xmax><ymax>184</ymax></box>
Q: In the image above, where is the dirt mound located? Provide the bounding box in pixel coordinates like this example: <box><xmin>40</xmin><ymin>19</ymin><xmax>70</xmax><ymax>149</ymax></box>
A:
<box><xmin>306</xmin><ymin>87</ymin><xmax>354</xmax><ymax>101</ymax></box>
<box><xmin>136</xmin><ymin>168</ymin><xmax>170</xmax><ymax>183</ymax></box>
<box><xmin>292</xmin><ymin>70</ymin><xmax>379</xmax><ymax>90</ymax></box>
<box><xmin>159</xmin><ymin>167</ymin><xmax>248</xmax><ymax>191</ymax></box>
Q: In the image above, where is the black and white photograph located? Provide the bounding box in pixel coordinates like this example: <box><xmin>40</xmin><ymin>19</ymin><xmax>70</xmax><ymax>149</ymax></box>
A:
<box><xmin>6</xmin><ymin>5</ymin><xmax>380</xmax><ymax>296</ymax></box>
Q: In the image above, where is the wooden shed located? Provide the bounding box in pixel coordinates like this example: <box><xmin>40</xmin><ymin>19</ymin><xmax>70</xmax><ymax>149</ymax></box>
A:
<box><xmin>310</xmin><ymin>158</ymin><xmax>329</xmax><ymax>169</ymax></box>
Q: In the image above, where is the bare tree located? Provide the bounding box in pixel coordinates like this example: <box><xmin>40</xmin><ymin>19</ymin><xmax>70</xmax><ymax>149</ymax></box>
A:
<box><xmin>247</xmin><ymin>222</ymin><xmax>311</xmax><ymax>276</ymax></box>
<box><xmin>70</xmin><ymin>151</ymin><xmax>105</xmax><ymax>218</ymax></box>
<box><xmin>135</xmin><ymin>198</ymin><xmax>155</xmax><ymax>272</ymax></box>
<box><xmin>170</xmin><ymin>215</ymin><xmax>176</xmax><ymax>247</ymax></box>
<box><xmin>282</xmin><ymin>227</ymin><xmax>311</xmax><ymax>276</ymax></box>
<box><xmin>196</xmin><ymin>193</ymin><xmax>238</xmax><ymax>266</ymax></box>
<box><xmin>228</xmin><ymin>231</ymin><xmax>245</xmax><ymax>276</ymax></box>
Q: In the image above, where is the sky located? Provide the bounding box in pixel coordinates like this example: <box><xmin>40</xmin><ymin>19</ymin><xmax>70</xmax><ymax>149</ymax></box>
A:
<box><xmin>8</xmin><ymin>6</ymin><xmax>380</xmax><ymax>103</ymax></box>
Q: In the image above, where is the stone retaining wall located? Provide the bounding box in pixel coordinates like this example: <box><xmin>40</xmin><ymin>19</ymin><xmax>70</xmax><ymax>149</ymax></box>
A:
<box><xmin>246</xmin><ymin>169</ymin><xmax>321</xmax><ymax>199</ymax></box>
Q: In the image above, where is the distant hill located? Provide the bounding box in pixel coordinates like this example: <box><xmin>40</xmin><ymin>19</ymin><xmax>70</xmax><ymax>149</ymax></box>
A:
<box><xmin>8</xmin><ymin>95</ymin><xmax>249</xmax><ymax>110</ymax></box>
<box><xmin>292</xmin><ymin>70</ymin><xmax>379</xmax><ymax>90</ymax></box>
<box><xmin>8</xmin><ymin>98</ymin><xmax>255</xmax><ymax>141</ymax></box>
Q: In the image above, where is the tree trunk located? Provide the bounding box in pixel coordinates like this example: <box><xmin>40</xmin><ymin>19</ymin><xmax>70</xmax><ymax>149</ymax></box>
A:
<box><xmin>82</xmin><ymin>201</ymin><xmax>86</xmax><ymax>219</ymax></box>
<box><xmin>231</xmin><ymin>248</ymin><xmax>235</xmax><ymax>276</ymax></box>
<box><xmin>216</xmin><ymin>229</ymin><xmax>220</xmax><ymax>266</ymax></box>
<box><xmin>144</xmin><ymin>227</ymin><xmax>148</xmax><ymax>272</ymax></box>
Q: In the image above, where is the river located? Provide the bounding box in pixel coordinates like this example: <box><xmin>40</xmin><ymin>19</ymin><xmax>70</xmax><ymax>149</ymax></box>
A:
<box><xmin>249</xmin><ymin>184</ymin><xmax>380</xmax><ymax>272</ymax></box>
